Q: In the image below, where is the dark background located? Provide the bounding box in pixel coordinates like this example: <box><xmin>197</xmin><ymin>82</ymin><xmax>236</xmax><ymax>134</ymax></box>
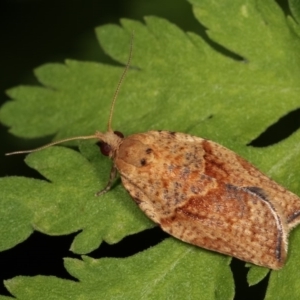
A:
<box><xmin>0</xmin><ymin>0</ymin><xmax>298</xmax><ymax>299</ymax></box>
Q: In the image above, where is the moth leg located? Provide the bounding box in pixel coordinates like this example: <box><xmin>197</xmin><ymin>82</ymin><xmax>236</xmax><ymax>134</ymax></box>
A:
<box><xmin>95</xmin><ymin>165</ymin><xmax>117</xmax><ymax>196</ymax></box>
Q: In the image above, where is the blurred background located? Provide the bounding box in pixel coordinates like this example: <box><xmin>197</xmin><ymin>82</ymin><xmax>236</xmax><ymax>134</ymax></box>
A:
<box><xmin>0</xmin><ymin>0</ymin><xmax>295</xmax><ymax>299</ymax></box>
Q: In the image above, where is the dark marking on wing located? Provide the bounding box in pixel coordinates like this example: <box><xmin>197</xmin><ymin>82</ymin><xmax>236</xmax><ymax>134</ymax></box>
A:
<box><xmin>245</xmin><ymin>186</ymin><xmax>283</xmax><ymax>261</ymax></box>
<box><xmin>287</xmin><ymin>211</ymin><xmax>300</xmax><ymax>224</ymax></box>
<box><xmin>245</xmin><ymin>186</ymin><xmax>268</xmax><ymax>201</ymax></box>
<box><xmin>133</xmin><ymin>197</ymin><xmax>142</xmax><ymax>205</ymax></box>
<box><xmin>146</xmin><ymin>148</ymin><xmax>153</xmax><ymax>154</ymax></box>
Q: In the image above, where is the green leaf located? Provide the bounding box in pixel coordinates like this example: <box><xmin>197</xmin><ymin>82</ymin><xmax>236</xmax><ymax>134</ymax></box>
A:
<box><xmin>0</xmin><ymin>145</ymin><xmax>152</xmax><ymax>254</ymax></box>
<box><xmin>264</xmin><ymin>226</ymin><xmax>300</xmax><ymax>299</ymax></box>
<box><xmin>289</xmin><ymin>0</ymin><xmax>300</xmax><ymax>25</ymax></box>
<box><xmin>246</xmin><ymin>264</ymin><xmax>270</xmax><ymax>287</ymax></box>
<box><xmin>4</xmin><ymin>239</ymin><xmax>233</xmax><ymax>300</ymax></box>
<box><xmin>1</xmin><ymin>0</ymin><xmax>300</xmax><ymax>298</ymax></box>
<box><xmin>0</xmin><ymin>296</ymin><xmax>15</xmax><ymax>300</ymax></box>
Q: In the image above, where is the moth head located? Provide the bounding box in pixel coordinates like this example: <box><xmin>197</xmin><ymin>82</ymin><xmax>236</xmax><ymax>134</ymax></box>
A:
<box><xmin>97</xmin><ymin>130</ymin><xmax>124</xmax><ymax>157</ymax></box>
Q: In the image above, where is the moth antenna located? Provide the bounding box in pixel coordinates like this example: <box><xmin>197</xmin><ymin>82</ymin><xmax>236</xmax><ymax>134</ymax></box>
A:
<box><xmin>6</xmin><ymin>34</ymin><xmax>134</xmax><ymax>156</ymax></box>
<box><xmin>5</xmin><ymin>135</ymin><xmax>98</xmax><ymax>156</ymax></box>
<box><xmin>107</xmin><ymin>32</ymin><xmax>134</xmax><ymax>132</ymax></box>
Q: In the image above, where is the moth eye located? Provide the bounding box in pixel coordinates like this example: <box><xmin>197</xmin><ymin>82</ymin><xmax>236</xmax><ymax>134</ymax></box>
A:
<box><xmin>114</xmin><ymin>131</ymin><xmax>124</xmax><ymax>138</ymax></box>
<box><xmin>99</xmin><ymin>142</ymin><xmax>111</xmax><ymax>156</ymax></box>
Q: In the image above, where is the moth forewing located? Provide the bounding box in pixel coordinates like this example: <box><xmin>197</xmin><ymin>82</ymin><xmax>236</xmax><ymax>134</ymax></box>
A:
<box><xmin>113</xmin><ymin>130</ymin><xmax>300</xmax><ymax>269</ymax></box>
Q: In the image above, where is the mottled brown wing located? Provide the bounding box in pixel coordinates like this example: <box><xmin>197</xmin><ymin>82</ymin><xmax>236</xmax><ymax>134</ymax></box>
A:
<box><xmin>115</xmin><ymin>131</ymin><xmax>300</xmax><ymax>269</ymax></box>
<box><xmin>159</xmin><ymin>182</ymin><xmax>286</xmax><ymax>269</ymax></box>
<box><xmin>201</xmin><ymin>139</ymin><xmax>300</xmax><ymax>230</ymax></box>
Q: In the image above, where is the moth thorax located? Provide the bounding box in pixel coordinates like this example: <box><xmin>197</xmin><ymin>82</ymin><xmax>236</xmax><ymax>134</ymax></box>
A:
<box><xmin>118</xmin><ymin>138</ymin><xmax>155</xmax><ymax>168</ymax></box>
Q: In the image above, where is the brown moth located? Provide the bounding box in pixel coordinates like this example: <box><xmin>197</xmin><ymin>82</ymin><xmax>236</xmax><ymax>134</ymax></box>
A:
<box><xmin>6</xmin><ymin>35</ymin><xmax>300</xmax><ymax>270</ymax></box>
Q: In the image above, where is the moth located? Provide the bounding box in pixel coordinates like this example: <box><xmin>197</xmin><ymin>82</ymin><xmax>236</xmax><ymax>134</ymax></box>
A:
<box><xmin>7</xmin><ymin>35</ymin><xmax>300</xmax><ymax>270</ymax></box>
